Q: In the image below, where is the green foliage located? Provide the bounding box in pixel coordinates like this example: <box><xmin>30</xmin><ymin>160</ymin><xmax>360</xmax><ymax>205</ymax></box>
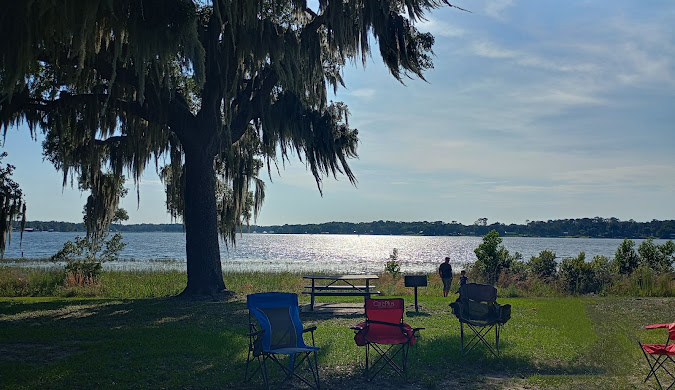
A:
<box><xmin>50</xmin><ymin>233</ymin><xmax>126</xmax><ymax>285</ymax></box>
<box><xmin>1</xmin><ymin>0</ymin><xmax>458</xmax><ymax>295</ymax></box>
<box><xmin>112</xmin><ymin>208</ymin><xmax>129</xmax><ymax>224</ymax></box>
<box><xmin>0</xmin><ymin>267</ymin><xmax>63</xmax><ymax>296</ymax></box>
<box><xmin>558</xmin><ymin>253</ymin><xmax>592</xmax><ymax>294</ymax></box>
<box><xmin>612</xmin><ymin>238</ymin><xmax>639</xmax><ymax>274</ymax></box>
<box><xmin>473</xmin><ymin>230</ymin><xmax>521</xmax><ymax>284</ymax></box>
<box><xmin>638</xmin><ymin>237</ymin><xmax>674</xmax><ymax>273</ymax></box>
<box><xmin>384</xmin><ymin>248</ymin><xmax>401</xmax><ymax>278</ymax></box>
<box><xmin>0</xmin><ymin>152</ymin><xmax>26</xmax><ymax>256</ymax></box>
<box><xmin>589</xmin><ymin>255</ymin><xmax>612</xmax><ymax>294</ymax></box>
<box><xmin>527</xmin><ymin>250</ymin><xmax>558</xmax><ymax>279</ymax></box>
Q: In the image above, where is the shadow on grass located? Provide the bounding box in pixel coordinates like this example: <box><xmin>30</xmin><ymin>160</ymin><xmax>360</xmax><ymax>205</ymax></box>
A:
<box><xmin>0</xmin><ymin>297</ymin><xmax>253</xmax><ymax>389</ymax></box>
<box><xmin>406</xmin><ymin>310</ymin><xmax>431</xmax><ymax>317</ymax></box>
<box><xmin>0</xmin><ymin>297</ymin><xmax>627</xmax><ymax>390</ymax></box>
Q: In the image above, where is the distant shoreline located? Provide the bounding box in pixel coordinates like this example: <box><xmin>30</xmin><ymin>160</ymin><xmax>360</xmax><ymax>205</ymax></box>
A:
<box><xmin>15</xmin><ymin>218</ymin><xmax>675</xmax><ymax>239</ymax></box>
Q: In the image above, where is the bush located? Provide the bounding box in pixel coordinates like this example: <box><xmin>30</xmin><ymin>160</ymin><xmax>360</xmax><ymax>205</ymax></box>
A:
<box><xmin>384</xmin><ymin>248</ymin><xmax>401</xmax><ymax>278</ymax></box>
<box><xmin>589</xmin><ymin>255</ymin><xmax>612</xmax><ymax>295</ymax></box>
<box><xmin>527</xmin><ymin>250</ymin><xmax>557</xmax><ymax>279</ymax></box>
<box><xmin>612</xmin><ymin>238</ymin><xmax>639</xmax><ymax>275</ymax></box>
<box><xmin>638</xmin><ymin>238</ymin><xmax>674</xmax><ymax>273</ymax></box>
<box><xmin>559</xmin><ymin>252</ymin><xmax>593</xmax><ymax>294</ymax></box>
<box><xmin>474</xmin><ymin>230</ymin><xmax>521</xmax><ymax>284</ymax></box>
<box><xmin>50</xmin><ymin>233</ymin><xmax>126</xmax><ymax>286</ymax></box>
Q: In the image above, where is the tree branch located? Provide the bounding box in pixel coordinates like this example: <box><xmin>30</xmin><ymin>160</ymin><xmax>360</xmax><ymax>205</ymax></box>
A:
<box><xmin>229</xmin><ymin>68</ymin><xmax>279</xmax><ymax>144</ymax></box>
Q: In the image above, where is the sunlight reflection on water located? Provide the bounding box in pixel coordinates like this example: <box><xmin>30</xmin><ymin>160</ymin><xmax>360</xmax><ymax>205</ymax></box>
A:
<box><xmin>1</xmin><ymin>232</ymin><xmax>666</xmax><ymax>274</ymax></box>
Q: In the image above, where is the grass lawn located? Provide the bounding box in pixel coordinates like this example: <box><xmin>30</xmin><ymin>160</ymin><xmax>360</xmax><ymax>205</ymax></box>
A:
<box><xmin>0</xmin><ymin>293</ymin><xmax>673</xmax><ymax>389</ymax></box>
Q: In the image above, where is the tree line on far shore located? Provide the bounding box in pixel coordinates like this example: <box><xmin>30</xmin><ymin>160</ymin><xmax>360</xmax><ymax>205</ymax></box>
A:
<box><xmin>248</xmin><ymin>218</ymin><xmax>675</xmax><ymax>238</ymax></box>
<box><xmin>15</xmin><ymin>217</ymin><xmax>675</xmax><ymax>239</ymax></box>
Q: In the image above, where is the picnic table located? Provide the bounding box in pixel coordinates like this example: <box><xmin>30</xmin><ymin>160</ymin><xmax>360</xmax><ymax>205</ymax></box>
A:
<box><xmin>302</xmin><ymin>274</ymin><xmax>380</xmax><ymax>310</ymax></box>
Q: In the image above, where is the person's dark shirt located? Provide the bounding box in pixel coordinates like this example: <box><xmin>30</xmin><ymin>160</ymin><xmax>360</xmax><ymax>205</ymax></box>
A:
<box><xmin>439</xmin><ymin>262</ymin><xmax>453</xmax><ymax>278</ymax></box>
<box><xmin>459</xmin><ymin>275</ymin><xmax>468</xmax><ymax>286</ymax></box>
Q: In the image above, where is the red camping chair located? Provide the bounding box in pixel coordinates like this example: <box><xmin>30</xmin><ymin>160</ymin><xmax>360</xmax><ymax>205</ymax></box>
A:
<box><xmin>351</xmin><ymin>298</ymin><xmax>423</xmax><ymax>380</ymax></box>
<box><xmin>639</xmin><ymin>321</ymin><xmax>675</xmax><ymax>390</ymax></box>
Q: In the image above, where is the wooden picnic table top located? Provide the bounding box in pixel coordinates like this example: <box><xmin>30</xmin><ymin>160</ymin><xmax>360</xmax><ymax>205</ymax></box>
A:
<box><xmin>302</xmin><ymin>274</ymin><xmax>378</xmax><ymax>280</ymax></box>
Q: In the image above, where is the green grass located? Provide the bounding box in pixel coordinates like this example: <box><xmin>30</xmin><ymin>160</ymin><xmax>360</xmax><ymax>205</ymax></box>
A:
<box><xmin>1</xmin><ymin>291</ymin><xmax>673</xmax><ymax>389</ymax></box>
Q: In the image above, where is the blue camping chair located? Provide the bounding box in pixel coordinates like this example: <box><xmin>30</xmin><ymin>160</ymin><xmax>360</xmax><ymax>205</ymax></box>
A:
<box><xmin>245</xmin><ymin>292</ymin><xmax>320</xmax><ymax>389</ymax></box>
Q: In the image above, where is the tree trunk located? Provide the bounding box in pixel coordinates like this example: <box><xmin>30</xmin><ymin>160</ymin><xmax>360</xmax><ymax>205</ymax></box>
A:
<box><xmin>180</xmin><ymin>145</ymin><xmax>226</xmax><ymax>297</ymax></box>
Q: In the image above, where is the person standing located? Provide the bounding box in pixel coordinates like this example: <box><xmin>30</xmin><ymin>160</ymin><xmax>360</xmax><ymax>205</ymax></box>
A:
<box><xmin>459</xmin><ymin>270</ymin><xmax>468</xmax><ymax>287</ymax></box>
<box><xmin>439</xmin><ymin>257</ymin><xmax>453</xmax><ymax>297</ymax></box>
<box><xmin>457</xmin><ymin>270</ymin><xmax>468</xmax><ymax>293</ymax></box>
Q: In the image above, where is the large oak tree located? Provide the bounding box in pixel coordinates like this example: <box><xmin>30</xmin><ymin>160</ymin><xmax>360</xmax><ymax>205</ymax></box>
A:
<box><xmin>0</xmin><ymin>0</ymin><xmax>455</xmax><ymax>297</ymax></box>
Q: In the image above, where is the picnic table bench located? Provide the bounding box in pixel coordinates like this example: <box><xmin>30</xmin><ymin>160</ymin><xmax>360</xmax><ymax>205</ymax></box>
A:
<box><xmin>302</xmin><ymin>274</ymin><xmax>380</xmax><ymax>310</ymax></box>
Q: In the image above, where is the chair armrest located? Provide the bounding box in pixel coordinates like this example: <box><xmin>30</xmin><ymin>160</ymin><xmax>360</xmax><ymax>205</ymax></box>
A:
<box><xmin>249</xmin><ymin>329</ymin><xmax>265</xmax><ymax>337</ymax></box>
<box><xmin>303</xmin><ymin>325</ymin><xmax>317</xmax><ymax>333</ymax></box>
<box><xmin>351</xmin><ymin>321</ymin><xmax>366</xmax><ymax>331</ymax></box>
<box><xmin>366</xmin><ymin>319</ymin><xmax>404</xmax><ymax>328</ymax></box>
<box><xmin>645</xmin><ymin>323</ymin><xmax>670</xmax><ymax>329</ymax></box>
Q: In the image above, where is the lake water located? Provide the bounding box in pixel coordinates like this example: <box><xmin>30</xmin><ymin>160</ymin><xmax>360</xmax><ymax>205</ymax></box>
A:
<box><xmin>1</xmin><ymin>232</ymin><xmax>668</xmax><ymax>274</ymax></box>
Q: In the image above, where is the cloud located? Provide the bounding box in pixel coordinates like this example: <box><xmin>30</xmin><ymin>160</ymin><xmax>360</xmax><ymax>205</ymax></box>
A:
<box><xmin>417</xmin><ymin>16</ymin><xmax>465</xmax><ymax>37</ymax></box>
<box><xmin>346</xmin><ymin>88</ymin><xmax>376</xmax><ymax>100</ymax></box>
<box><xmin>470</xmin><ymin>41</ymin><xmax>599</xmax><ymax>73</ymax></box>
<box><xmin>553</xmin><ymin>165</ymin><xmax>675</xmax><ymax>189</ymax></box>
<box><xmin>484</xmin><ymin>0</ymin><xmax>514</xmax><ymax>20</ymax></box>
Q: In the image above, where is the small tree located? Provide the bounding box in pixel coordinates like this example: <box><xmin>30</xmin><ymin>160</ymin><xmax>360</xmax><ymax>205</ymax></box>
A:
<box><xmin>559</xmin><ymin>252</ymin><xmax>592</xmax><ymax>294</ymax></box>
<box><xmin>527</xmin><ymin>250</ymin><xmax>557</xmax><ymax>279</ymax></box>
<box><xmin>385</xmin><ymin>248</ymin><xmax>401</xmax><ymax>278</ymax></box>
<box><xmin>612</xmin><ymin>238</ymin><xmax>639</xmax><ymax>275</ymax></box>
<box><xmin>50</xmin><ymin>233</ymin><xmax>126</xmax><ymax>286</ymax></box>
<box><xmin>112</xmin><ymin>208</ymin><xmax>129</xmax><ymax>226</ymax></box>
<box><xmin>589</xmin><ymin>255</ymin><xmax>612</xmax><ymax>294</ymax></box>
<box><xmin>474</xmin><ymin>230</ymin><xmax>519</xmax><ymax>284</ymax></box>
<box><xmin>638</xmin><ymin>238</ymin><xmax>674</xmax><ymax>273</ymax></box>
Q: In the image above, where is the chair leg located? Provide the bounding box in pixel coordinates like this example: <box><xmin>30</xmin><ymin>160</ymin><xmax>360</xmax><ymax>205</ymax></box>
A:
<box><xmin>462</xmin><ymin>323</ymin><xmax>499</xmax><ymax>357</ymax></box>
<box><xmin>460</xmin><ymin>322</ymin><xmax>465</xmax><ymax>357</ymax></box>
<box><xmin>496</xmin><ymin>324</ymin><xmax>501</xmax><ymax>356</ymax></box>
<box><xmin>365</xmin><ymin>343</ymin><xmax>370</xmax><ymax>378</ymax></box>
<box><xmin>365</xmin><ymin>343</ymin><xmax>408</xmax><ymax>381</ymax></box>
<box><xmin>260</xmin><ymin>355</ymin><xmax>270</xmax><ymax>390</ymax></box>
<box><xmin>639</xmin><ymin>343</ymin><xmax>675</xmax><ymax>390</ymax></box>
<box><xmin>265</xmin><ymin>352</ymin><xmax>320</xmax><ymax>390</ymax></box>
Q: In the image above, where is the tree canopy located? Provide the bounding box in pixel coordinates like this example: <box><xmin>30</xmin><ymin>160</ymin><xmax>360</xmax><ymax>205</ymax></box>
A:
<box><xmin>0</xmin><ymin>0</ymin><xmax>455</xmax><ymax>296</ymax></box>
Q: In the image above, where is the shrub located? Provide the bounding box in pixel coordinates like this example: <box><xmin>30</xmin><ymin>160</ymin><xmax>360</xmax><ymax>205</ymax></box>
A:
<box><xmin>50</xmin><ymin>233</ymin><xmax>126</xmax><ymax>286</ymax></box>
<box><xmin>527</xmin><ymin>250</ymin><xmax>557</xmax><ymax>279</ymax></box>
<box><xmin>589</xmin><ymin>255</ymin><xmax>612</xmax><ymax>295</ymax></box>
<box><xmin>474</xmin><ymin>230</ymin><xmax>521</xmax><ymax>284</ymax></box>
<box><xmin>384</xmin><ymin>248</ymin><xmax>401</xmax><ymax>278</ymax></box>
<box><xmin>559</xmin><ymin>252</ymin><xmax>594</xmax><ymax>294</ymax></box>
<box><xmin>612</xmin><ymin>238</ymin><xmax>639</xmax><ymax>275</ymax></box>
<box><xmin>638</xmin><ymin>238</ymin><xmax>674</xmax><ymax>273</ymax></box>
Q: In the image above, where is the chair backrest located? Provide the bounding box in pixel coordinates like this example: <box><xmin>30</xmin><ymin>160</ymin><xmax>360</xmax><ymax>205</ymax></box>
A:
<box><xmin>457</xmin><ymin>283</ymin><xmax>498</xmax><ymax>322</ymax></box>
<box><xmin>459</xmin><ymin>283</ymin><xmax>497</xmax><ymax>302</ymax></box>
<box><xmin>364</xmin><ymin>298</ymin><xmax>404</xmax><ymax>336</ymax></box>
<box><xmin>247</xmin><ymin>292</ymin><xmax>306</xmax><ymax>351</ymax></box>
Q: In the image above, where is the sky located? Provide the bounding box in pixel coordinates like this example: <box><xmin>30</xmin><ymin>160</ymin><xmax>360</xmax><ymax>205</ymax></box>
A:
<box><xmin>2</xmin><ymin>0</ymin><xmax>674</xmax><ymax>226</ymax></box>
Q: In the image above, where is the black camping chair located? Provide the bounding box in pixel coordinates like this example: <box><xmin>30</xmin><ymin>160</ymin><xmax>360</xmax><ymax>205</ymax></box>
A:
<box><xmin>449</xmin><ymin>283</ymin><xmax>511</xmax><ymax>357</ymax></box>
<box><xmin>245</xmin><ymin>292</ymin><xmax>320</xmax><ymax>389</ymax></box>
